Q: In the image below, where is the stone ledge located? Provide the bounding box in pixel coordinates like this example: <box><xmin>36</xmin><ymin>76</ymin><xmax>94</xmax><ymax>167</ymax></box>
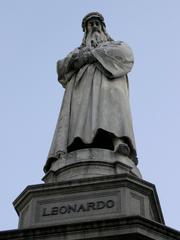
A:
<box><xmin>0</xmin><ymin>216</ymin><xmax>179</xmax><ymax>240</ymax></box>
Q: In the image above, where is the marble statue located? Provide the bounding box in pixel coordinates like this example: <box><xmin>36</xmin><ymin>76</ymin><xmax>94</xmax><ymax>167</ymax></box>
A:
<box><xmin>44</xmin><ymin>12</ymin><xmax>137</xmax><ymax>172</ymax></box>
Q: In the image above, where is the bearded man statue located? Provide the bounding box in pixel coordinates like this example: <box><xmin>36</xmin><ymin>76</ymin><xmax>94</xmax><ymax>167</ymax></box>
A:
<box><xmin>44</xmin><ymin>12</ymin><xmax>138</xmax><ymax>175</ymax></box>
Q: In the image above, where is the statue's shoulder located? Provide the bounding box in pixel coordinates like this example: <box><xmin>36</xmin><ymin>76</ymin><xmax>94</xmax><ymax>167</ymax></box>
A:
<box><xmin>111</xmin><ymin>40</ymin><xmax>124</xmax><ymax>45</ymax></box>
<box><xmin>67</xmin><ymin>48</ymin><xmax>79</xmax><ymax>56</ymax></box>
<box><xmin>110</xmin><ymin>41</ymin><xmax>132</xmax><ymax>48</ymax></box>
<box><xmin>99</xmin><ymin>41</ymin><xmax>133</xmax><ymax>59</ymax></box>
<box><xmin>99</xmin><ymin>40</ymin><xmax>124</xmax><ymax>48</ymax></box>
<box><xmin>110</xmin><ymin>41</ymin><xmax>133</xmax><ymax>52</ymax></box>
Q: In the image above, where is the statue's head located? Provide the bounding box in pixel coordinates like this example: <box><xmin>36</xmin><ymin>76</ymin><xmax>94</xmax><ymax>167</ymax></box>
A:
<box><xmin>82</xmin><ymin>12</ymin><xmax>106</xmax><ymax>32</ymax></box>
<box><xmin>81</xmin><ymin>12</ymin><xmax>113</xmax><ymax>47</ymax></box>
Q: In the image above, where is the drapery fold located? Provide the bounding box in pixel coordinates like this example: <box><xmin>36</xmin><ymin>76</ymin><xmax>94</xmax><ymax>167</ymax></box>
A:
<box><xmin>45</xmin><ymin>41</ymin><xmax>136</xmax><ymax>172</ymax></box>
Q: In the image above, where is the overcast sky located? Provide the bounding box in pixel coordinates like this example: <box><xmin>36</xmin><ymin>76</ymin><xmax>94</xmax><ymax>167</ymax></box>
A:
<box><xmin>0</xmin><ymin>0</ymin><xmax>180</xmax><ymax>231</ymax></box>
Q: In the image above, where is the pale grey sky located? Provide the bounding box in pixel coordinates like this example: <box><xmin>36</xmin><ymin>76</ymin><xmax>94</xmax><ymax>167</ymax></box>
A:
<box><xmin>0</xmin><ymin>0</ymin><xmax>180</xmax><ymax>231</ymax></box>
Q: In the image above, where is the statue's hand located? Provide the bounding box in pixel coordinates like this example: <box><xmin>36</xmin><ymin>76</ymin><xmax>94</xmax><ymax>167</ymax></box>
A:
<box><xmin>68</xmin><ymin>50</ymin><xmax>96</xmax><ymax>71</ymax></box>
<box><xmin>68</xmin><ymin>53</ymin><xmax>79</xmax><ymax>70</ymax></box>
<box><xmin>78</xmin><ymin>46</ymin><xmax>93</xmax><ymax>54</ymax></box>
<box><xmin>73</xmin><ymin>51</ymin><xmax>96</xmax><ymax>69</ymax></box>
<box><xmin>71</xmin><ymin>52</ymin><xmax>79</xmax><ymax>59</ymax></box>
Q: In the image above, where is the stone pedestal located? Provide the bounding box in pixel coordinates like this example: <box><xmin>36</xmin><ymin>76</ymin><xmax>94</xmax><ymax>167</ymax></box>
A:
<box><xmin>0</xmin><ymin>174</ymin><xmax>179</xmax><ymax>239</ymax></box>
<box><xmin>0</xmin><ymin>149</ymin><xmax>179</xmax><ymax>239</ymax></box>
<box><xmin>14</xmin><ymin>174</ymin><xmax>163</xmax><ymax>229</ymax></box>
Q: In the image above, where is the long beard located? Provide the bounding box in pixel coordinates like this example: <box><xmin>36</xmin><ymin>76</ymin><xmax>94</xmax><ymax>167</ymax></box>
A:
<box><xmin>85</xmin><ymin>30</ymin><xmax>107</xmax><ymax>47</ymax></box>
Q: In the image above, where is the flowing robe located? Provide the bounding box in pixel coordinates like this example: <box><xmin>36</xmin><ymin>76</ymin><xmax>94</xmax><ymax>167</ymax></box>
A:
<box><xmin>45</xmin><ymin>41</ymin><xmax>137</xmax><ymax>172</ymax></box>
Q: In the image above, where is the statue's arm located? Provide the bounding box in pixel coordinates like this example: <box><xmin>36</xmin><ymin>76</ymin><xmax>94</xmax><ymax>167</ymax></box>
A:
<box><xmin>92</xmin><ymin>42</ymin><xmax>134</xmax><ymax>79</ymax></box>
<box><xmin>57</xmin><ymin>50</ymin><xmax>79</xmax><ymax>88</ymax></box>
<box><xmin>68</xmin><ymin>47</ymin><xmax>96</xmax><ymax>70</ymax></box>
<box><xmin>57</xmin><ymin>47</ymin><xmax>96</xmax><ymax>87</ymax></box>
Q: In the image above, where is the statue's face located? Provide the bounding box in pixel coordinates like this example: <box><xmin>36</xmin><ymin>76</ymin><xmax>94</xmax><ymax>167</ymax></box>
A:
<box><xmin>86</xmin><ymin>18</ymin><xmax>102</xmax><ymax>33</ymax></box>
<box><xmin>84</xmin><ymin>17</ymin><xmax>107</xmax><ymax>47</ymax></box>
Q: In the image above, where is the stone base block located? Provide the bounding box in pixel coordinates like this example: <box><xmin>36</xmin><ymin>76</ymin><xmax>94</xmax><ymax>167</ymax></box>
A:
<box><xmin>13</xmin><ymin>174</ymin><xmax>164</xmax><ymax>229</ymax></box>
<box><xmin>43</xmin><ymin>148</ymin><xmax>142</xmax><ymax>183</ymax></box>
<box><xmin>0</xmin><ymin>216</ymin><xmax>179</xmax><ymax>240</ymax></box>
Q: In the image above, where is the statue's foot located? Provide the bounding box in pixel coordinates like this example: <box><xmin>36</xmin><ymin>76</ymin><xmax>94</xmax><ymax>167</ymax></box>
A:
<box><xmin>117</xmin><ymin>144</ymin><xmax>130</xmax><ymax>156</ymax></box>
<box><xmin>56</xmin><ymin>151</ymin><xmax>65</xmax><ymax>159</ymax></box>
<box><xmin>113</xmin><ymin>139</ymin><xmax>130</xmax><ymax>156</ymax></box>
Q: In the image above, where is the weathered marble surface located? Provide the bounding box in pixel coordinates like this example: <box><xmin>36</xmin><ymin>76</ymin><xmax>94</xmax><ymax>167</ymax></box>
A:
<box><xmin>13</xmin><ymin>174</ymin><xmax>164</xmax><ymax>229</ymax></box>
<box><xmin>44</xmin><ymin>12</ymin><xmax>138</xmax><ymax>174</ymax></box>
<box><xmin>1</xmin><ymin>216</ymin><xmax>179</xmax><ymax>240</ymax></box>
<box><xmin>43</xmin><ymin>148</ymin><xmax>141</xmax><ymax>183</ymax></box>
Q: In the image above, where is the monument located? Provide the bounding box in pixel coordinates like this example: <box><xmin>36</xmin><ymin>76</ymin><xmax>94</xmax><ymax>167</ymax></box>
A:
<box><xmin>0</xmin><ymin>12</ymin><xmax>179</xmax><ymax>240</ymax></box>
<box><xmin>43</xmin><ymin>12</ymin><xmax>141</xmax><ymax>182</ymax></box>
